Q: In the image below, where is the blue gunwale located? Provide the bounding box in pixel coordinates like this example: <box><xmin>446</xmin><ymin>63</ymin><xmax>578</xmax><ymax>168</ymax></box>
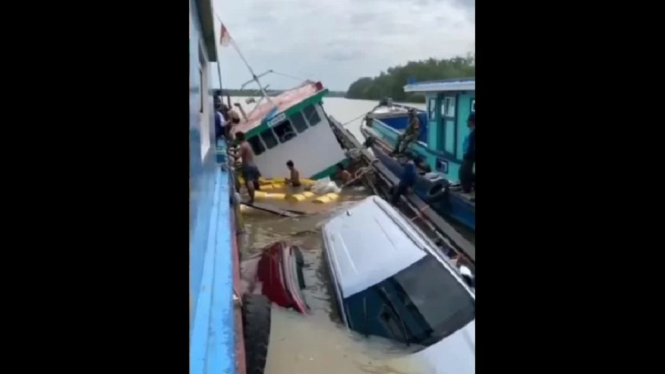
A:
<box><xmin>190</xmin><ymin>166</ymin><xmax>235</xmax><ymax>374</ymax></box>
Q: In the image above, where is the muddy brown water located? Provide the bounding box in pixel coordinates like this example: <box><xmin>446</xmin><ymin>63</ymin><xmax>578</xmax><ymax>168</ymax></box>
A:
<box><xmin>233</xmin><ymin>97</ymin><xmax>429</xmax><ymax>373</ymax></box>
<box><xmin>238</xmin><ymin>191</ymin><xmax>426</xmax><ymax>374</ymax></box>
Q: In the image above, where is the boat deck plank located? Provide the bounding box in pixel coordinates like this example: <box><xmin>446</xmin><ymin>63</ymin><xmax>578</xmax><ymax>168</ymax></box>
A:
<box><xmin>240</xmin><ymin>201</ymin><xmax>303</xmax><ymax>218</ymax></box>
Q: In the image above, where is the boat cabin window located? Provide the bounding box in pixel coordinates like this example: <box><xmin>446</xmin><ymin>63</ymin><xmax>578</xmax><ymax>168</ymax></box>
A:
<box><xmin>443</xmin><ymin>97</ymin><xmax>456</xmax><ymax>118</ymax></box>
<box><xmin>260</xmin><ymin>130</ymin><xmax>279</xmax><ymax>150</ymax></box>
<box><xmin>290</xmin><ymin>112</ymin><xmax>309</xmax><ymax>133</ymax></box>
<box><xmin>273</xmin><ymin>120</ymin><xmax>297</xmax><ymax>143</ymax></box>
<box><xmin>303</xmin><ymin>105</ymin><xmax>321</xmax><ymax>126</ymax></box>
<box><xmin>428</xmin><ymin>98</ymin><xmax>436</xmax><ymax>121</ymax></box>
<box><xmin>248</xmin><ymin>136</ymin><xmax>266</xmax><ymax>155</ymax></box>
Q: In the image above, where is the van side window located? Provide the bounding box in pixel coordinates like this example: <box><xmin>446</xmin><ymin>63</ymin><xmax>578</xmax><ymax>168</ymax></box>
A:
<box><xmin>273</xmin><ymin>120</ymin><xmax>297</xmax><ymax>143</ymax></box>
<box><xmin>260</xmin><ymin>130</ymin><xmax>278</xmax><ymax>149</ymax></box>
<box><xmin>248</xmin><ymin>136</ymin><xmax>265</xmax><ymax>156</ymax></box>
<box><xmin>303</xmin><ymin>105</ymin><xmax>321</xmax><ymax>126</ymax></box>
<box><xmin>290</xmin><ymin>112</ymin><xmax>309</xmax><ymax>133</ymax></box>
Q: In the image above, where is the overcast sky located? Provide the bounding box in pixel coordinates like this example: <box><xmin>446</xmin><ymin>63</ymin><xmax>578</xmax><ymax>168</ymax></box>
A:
<box><xmin>210</xmin><ymin>0</ymin><xmax>475</xmax><ymax>91</ymax></box>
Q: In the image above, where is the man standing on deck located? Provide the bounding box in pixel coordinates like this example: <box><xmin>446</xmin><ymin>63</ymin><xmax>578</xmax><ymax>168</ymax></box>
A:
<box><xmin>391</xmin><ymin>155</ymin><xmax>421</xmax><ymax>205</ymax></box>
<box><xmin>236</xmin><ymin>131</ymin><xmax>262</xmax><ymax>204</ymax></box>
<box><xmin>459</xmin><ymin>113</ymin><xmax>475</xmax><ymax>193</ymax></box>
<box><xmin>393</xmin><ymin>108</ymin><xmax>421</xmax><ymax>155</ymax></box>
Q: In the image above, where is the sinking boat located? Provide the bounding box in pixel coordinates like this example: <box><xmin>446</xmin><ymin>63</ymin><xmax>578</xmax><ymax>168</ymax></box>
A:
<box><xmin>230</xmin><ymin>80</ymin><xmax>348</xmax><ymax>180</ymax></box>
<box><xmin>321</xmin><ymin>196</ymin><xmax>475</xmax><ymax>372</ymax></box>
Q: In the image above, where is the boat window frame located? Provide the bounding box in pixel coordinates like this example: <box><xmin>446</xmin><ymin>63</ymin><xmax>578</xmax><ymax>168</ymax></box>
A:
<box><xmin>443</xmin><ymin>96</ymin><xmax>456</xmax><ymax>118</ymax></box>
<box><xmin>247</xmin><ymin>135</ymin><xmax>266</xmax><ymax>156</ymax></box>
<box><xmin>272</xmin><ymin>119</ymin><xmax>298</xmax><ymax>144</ymax></box>
<box><xmin>289</xmin><ymin>111</ymin><xmax>310</xmax><ymax>133</ymax></box>
<box><xmin>303</xmin><ymin>104</ymin><xmax>321</xmax><ymax>126</ymax></box>
<box><xmin>260</xmin><ymin>129</ymin><xmax>279</xmax><ymax>150</ymax></box>
<box><xmin>428</xmin><ymin>98</ymin><xmax>436</xmax><ymax>121</ymax></box>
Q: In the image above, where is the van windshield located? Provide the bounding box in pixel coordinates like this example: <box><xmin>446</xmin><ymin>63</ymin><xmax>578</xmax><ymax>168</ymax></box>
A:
<box><xmin>388</xmin><ymin>254</ymin><xmax>474</xmax><ymax>346</ymax></box>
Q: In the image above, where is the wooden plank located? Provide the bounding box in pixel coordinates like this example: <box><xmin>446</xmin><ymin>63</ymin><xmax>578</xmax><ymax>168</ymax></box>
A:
<box><xmin>240</xmin><ymin>201</ymin><xmax>302</xmax><ymax>218</ymax></box>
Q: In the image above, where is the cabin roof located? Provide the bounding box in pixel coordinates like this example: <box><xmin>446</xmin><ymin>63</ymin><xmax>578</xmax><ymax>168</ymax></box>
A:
<box><xmin>192</xmin><ymin>0</ymin><xmax>217</xmax><ymax>61</ymax></box>
<box><xmin>403</xmin><ymin>78</ymin><xmax>475</xmax><ymax>93</ymax></box>
<box><xmin>231</xmin><ymin>81</ymin><xmax>327</xmax><ymax>137</ymax></box>
<box><xmin>322</xmin><ymin>196</ymin><xmax>431</xmax><ymax>298</ymax></box>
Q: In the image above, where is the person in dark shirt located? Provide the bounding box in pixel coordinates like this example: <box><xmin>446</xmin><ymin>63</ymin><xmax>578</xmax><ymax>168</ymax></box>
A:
<box><xmin>459</xmin><ymin>113</ymin><xmax>475</xmax><ymax>193</ymax></box>
<box><xmin>391</xmin><ymin>155</ymin><xmax>421</xmax><ymax>205</ymax></box>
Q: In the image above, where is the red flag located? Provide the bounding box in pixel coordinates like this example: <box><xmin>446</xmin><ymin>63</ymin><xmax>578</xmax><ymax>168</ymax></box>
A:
<box><xmin>220</xmin><ymin>23</ymin><xmax>231</xmax><ymax>47</ymax></box>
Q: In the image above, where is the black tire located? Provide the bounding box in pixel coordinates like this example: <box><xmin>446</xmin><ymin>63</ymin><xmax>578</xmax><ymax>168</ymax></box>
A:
<box><xmin>242</xmin><ymin>294</ymin><xmax>271</xmax><ymax>374</ymax></box>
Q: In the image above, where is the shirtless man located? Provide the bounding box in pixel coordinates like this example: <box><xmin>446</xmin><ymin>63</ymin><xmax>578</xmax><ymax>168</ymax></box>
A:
<box><xmin>285</xmin><ymin>160</ymin><xmax>301</xmax><ymax>187</ymax></box>
<box><xmin>235</xmin><ymin>131</ymin><xmax>261</xmax><ymax>204</ymax></box>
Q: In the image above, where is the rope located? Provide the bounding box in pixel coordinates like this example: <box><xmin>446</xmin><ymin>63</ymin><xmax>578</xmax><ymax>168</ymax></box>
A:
<box><xmin>341</xmin><ymin>166</ymin><xmax>374</xmax><ymax>188</ymax></box>
<box><xmin>340</xmin><ymin>112</ymin><xmax>369</xmax><ymax>127</ymax></box>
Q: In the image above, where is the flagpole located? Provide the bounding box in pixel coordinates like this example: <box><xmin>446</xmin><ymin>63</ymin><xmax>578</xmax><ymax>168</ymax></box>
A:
<box><xmin>215</xmin><ymin>53</ymin><xmax>223</xmax><ymax>95</ymax></box>
<box><xmin>214</xmin><ymin>15</ymin><xmax>273</xmax><ymax>106</ymax></box>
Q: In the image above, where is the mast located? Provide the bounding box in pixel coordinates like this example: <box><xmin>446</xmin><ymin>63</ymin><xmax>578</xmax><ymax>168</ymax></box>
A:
<box><xmin>214</xmin><ymin>15</ymin><xmax>275</xmax><ymax>109</ymax></box>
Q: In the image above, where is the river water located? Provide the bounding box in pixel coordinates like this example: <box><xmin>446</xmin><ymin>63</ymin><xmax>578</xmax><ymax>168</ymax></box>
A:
<box><xmin>233</xmin><ymin>97</ymin><xmax>428</xmax><ymax>374</ymax></box>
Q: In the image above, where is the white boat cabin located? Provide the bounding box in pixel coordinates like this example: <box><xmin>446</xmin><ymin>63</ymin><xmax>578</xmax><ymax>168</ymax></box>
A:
<box><xmin>231</xmin><ymin>81</ymin><xmax>347</xmax><ymax>180</ymax></box>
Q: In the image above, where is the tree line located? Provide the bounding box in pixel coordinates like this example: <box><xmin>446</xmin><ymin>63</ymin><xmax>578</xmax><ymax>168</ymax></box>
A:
<box><xmin>345</xmin><ymin>54</ymin><xmax>475</xmax><ymax>103</ymax></box>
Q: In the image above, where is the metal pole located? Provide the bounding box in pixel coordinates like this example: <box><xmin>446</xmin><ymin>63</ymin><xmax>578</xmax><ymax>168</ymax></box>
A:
<box><xmin>215</xmin><ymin>59</ymin><xmax>224</xmax><ymax>94</ymax></box>
<box><xmin>214</xmin><ymin>14</ymin><xmax>274</xmax><ymax>107</ymax></box>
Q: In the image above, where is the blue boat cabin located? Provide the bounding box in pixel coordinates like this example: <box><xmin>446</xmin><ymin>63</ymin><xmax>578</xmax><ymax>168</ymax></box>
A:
<box><xmin>403</xmin><ymin>78</ymin><xmax>475</xmax><ymax>181</ymax></box>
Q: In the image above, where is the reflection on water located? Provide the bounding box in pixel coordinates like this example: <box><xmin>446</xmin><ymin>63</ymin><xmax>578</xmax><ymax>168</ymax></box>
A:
<box><xmin>239</xmin><ymin>189</ymin><xmax>424</xmax><ymax>374</ymax></box>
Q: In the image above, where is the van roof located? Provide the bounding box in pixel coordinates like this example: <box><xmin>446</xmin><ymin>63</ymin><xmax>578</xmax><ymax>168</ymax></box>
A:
<box><xmin>322</xmin><ymin>196</ymin><xmax>432</xmax><ymax>297</ymax></box>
